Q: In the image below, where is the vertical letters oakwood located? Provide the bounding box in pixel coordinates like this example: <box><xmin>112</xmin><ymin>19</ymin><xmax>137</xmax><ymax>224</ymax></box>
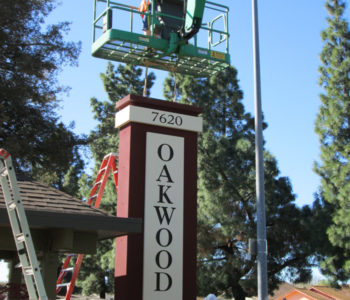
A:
<box><xmin>143</xmin><ymin>133</ymin><xmax>184</xmax><ymax>300</ymax></box>
<box><xmin>154</xmin><ymin>143</ymin><xmax>175</xmax><ymax>291</ymax></box>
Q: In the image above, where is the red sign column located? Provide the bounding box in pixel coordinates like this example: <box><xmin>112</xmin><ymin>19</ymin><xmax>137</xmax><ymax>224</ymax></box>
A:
<box><xmin>114</xmin><ymin>94</ymin><xmax>202</xmax><ymax>300</ymax></box>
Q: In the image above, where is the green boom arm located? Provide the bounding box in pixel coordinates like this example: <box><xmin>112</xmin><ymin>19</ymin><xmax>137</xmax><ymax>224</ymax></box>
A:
<box><xmin>181</xmin><ymin>0</ymin><xmax>206</xmax><ymax>39</ymax></box>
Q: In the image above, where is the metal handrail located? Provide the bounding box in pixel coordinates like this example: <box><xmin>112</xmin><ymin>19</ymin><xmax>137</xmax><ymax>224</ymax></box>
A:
<box><xmin>209</xmin><ymin>14</ymin><xmax>228</xmax><ymax>48</ymax></box>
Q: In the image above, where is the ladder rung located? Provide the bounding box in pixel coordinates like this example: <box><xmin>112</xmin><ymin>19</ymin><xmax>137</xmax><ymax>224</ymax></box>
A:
<box><xmin>103</xmin><ymin>154</ymin><xmax>110</xmax><ymax>160</ymax></box>
<box><xmin>62</xmin><ymin>267</ymin><xmax>74</xmax><ymax>273</ymax></box>
<box><xmin>8</xmin><ymin>201</ymin><xmax>17</xmax><ymax>210</ymax></box>
<box><xmin>102</xmin><ymin>154</ymin><xmax>110</xmax><ymax>161</ymax></box>
<box><xmin>104</xmin><ymin>152</ymin><xmax>117</xmax><ymax>159</ymax></box>
<box><xmin>16</xmin><ymin>233</ymin><xmax>26</xmax><ymax>243</ymax></box>
<box><xmin>0</xmin><ymin>167</ymin><xmax>7</xmax><ymax>176</ymax></box>
<box><xmin>23</xmin><ymin>266</ymin><xmax>34</xmax><ymax>276</ymax></box>
<box><xmin>88</xmin><ymin>194</ymin><xmax>97</xmax><ymax>201</ymax></box>
<box><xmin>94</xmin><ymin>180</ymin><xmax>103</xmax><ymax>187</ymax></box>
<box><xmin>56</xmin><ymin>283</ymin><xmax>70</xmax><ymax>288</ymax></box>
<box><xmin>98</xmin><ymin>166</ymin><xmax>107</xmax><ymax>174</ymax></box>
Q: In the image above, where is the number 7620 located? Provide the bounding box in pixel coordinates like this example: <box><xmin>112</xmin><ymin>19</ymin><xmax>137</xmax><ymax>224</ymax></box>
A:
<box><xmin>151</xmin><ymin>112</ymin><xmax>183</xmax><ymax>126</ymax></box>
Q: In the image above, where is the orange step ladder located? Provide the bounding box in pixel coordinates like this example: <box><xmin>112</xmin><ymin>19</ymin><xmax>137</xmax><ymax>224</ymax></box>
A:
<box><xmin>56</xmin><ymin>153</ymin><xmax>119</xmax><ymax>300</ymax></box>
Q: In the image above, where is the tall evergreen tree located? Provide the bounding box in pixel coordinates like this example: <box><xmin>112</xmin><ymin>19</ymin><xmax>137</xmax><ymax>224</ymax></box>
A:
<box><xmin>315</xmin><ymin>0</ymin><xmax>350</xmax><ymax>283</ymax></box>
<box><xmin>0</xmin><ymin>0</ymin><xmax>84</xmax><ymax>187</ymax></box>
<box><xmin>164</xmin><ymin>68</ymin><xmax>314</xmax><ymax>300</ymax></box>
<box><xmin>76</xmin><ymin>63</ymin><xmax>155</xmax><ymax>297</ymax></box>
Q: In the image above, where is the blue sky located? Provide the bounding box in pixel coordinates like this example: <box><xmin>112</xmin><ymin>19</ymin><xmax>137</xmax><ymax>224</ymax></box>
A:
<box><xmin>1</xmin><ymin>0</ymin><xmax>347</xmax><ymax>284</ymax></box>
<box><xmin>48</xmin><ymin>0</ymin><xmax>334</xmax><ymax>207</ymax></box>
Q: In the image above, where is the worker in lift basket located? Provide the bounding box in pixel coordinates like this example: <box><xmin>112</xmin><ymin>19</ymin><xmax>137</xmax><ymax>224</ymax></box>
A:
<box><xmin>139</xmin><ymin>0</ymin><xmax>151</xmax><ymax>35</ymax></box>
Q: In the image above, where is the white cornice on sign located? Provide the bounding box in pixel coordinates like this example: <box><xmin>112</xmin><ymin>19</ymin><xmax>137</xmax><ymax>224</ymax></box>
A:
<box><xmin>115</xmin><ymin>105</ymin><xmax>203</xmax><ymax>133</ymax></box>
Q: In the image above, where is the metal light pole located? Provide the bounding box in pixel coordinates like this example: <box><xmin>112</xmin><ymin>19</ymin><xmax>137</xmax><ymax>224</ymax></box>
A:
<box><xmin>252</xmin><ymin>0</ymin><xmax>268</xmax><ymax>299</ymax></box>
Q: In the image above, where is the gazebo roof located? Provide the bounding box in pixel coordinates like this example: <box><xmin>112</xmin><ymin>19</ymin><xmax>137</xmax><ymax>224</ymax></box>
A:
<box><xmin>0</xmin><ymin>175</ymin><xmax>141</xmax><ymax>240</ymax></box>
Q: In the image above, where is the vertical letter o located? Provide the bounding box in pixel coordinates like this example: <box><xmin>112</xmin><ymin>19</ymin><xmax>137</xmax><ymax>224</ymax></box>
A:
<box><xmin>158</xmin><ymin>144</ymin><xmax>174</xmax><ymax>161</ymax></box>
<box><xmin>155</xmin><ymin>250</ymin><xmax>173</xmax><ymax>269</ymax></box>
<box><xmin>156</xmin><ymin>228</ymin><xmax>173</xmax><ymax>247</ymax></box>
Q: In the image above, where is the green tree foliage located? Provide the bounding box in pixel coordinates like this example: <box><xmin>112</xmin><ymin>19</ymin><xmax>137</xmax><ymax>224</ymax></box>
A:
<box><xmin>309</xmin><ymin>193</ymin><xmax>349</xmax><ymax>286</ymax></box>
<box><xmin>0</xmin><ymin>0</ymin><xmax>84</xmax><ymax>187</ymax></box>
<box><xmin>76</xmin><ymin>63</ymin><xmax>155</xmax><ymax>297</ymax></box>
<box><xmin>314</xmin><ymin>0</ymin><xmax>350</xmax><ymax>283</ymax></box>
<box><xmin>164</xmin><ymin>68</ymin><xmax>314</xmax><ymax>300</ymax></box>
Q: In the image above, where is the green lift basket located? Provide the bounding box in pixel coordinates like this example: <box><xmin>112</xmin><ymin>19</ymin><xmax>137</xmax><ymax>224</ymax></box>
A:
<box><xmin>92</xmin><ymin>0</ymin><xmax>230</xmax><ymax>77</ymax></box>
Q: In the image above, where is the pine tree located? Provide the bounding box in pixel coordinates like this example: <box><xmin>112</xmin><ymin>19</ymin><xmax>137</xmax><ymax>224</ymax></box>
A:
<box><xmin>164</xmin><ymin>68</ymin><xmax>314</xmax><ymax>300</ymax></box>
<box><xmin>315</xmin><ymin>0</ymin><xmax>350</xmax><ymax>283</ymax></box>
<box><xmin>0</xmin><ymin>0</ymin><xmax>84</xmax><ymax>188</ymax></box>
<box><xmin>76</xmin><ymin>63</ymin><xmax>155</xmax><ymax>297</ymax></box>
<box><xmin>309</xmin><ymin>192</ymin><xmax>349</xmax><ymax>285</ymax></box>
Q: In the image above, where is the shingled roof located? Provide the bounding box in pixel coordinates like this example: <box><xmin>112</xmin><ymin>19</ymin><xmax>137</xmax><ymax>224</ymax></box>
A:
<box><xmin>273</xmin><ymin>284</ymin><xmax>350</xmax><ymax>300</ymax></box>
<box><xmin>0</xmin><ymin>176</ymin><xmax>141</xmax><ymax>240</ymax></box>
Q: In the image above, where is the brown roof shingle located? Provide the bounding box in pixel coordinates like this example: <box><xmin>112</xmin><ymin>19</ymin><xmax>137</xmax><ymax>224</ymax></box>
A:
<box><xmin>0</xmin><ymin>177</ymin><xmax>141</xmax><ymax>240</ymax></box>
<box><xmin>0</xmin><ymin>178</ymin><xmax>110</xmax><ymax>216</ymax></box>
<box><xmin>310</xmin><ymin>285</ymin><xmax>350</xmax><ymax>300</ymax></box>
<box><xmin>295</xmin><ymin>288</ymin><xmax>331</xmax><ymax>300</ymax></box>
<box><xmin>273</xmin><ymin>284</ymin><xmax>350</xmax><ymax>300</ymax></box>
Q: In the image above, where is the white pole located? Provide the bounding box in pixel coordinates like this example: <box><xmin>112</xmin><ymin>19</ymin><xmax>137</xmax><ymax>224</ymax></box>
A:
<box><xmin>252</xmin><ymin>0</ymin><xmax>268</xmax><ymax>299</ymax></box>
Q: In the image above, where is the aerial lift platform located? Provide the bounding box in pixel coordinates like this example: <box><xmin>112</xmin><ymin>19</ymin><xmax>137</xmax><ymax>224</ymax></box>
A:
<box><xmin>92</xmin><ymin>0</ymin><xmax>230</xmax><ymax>77</ymax></box>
